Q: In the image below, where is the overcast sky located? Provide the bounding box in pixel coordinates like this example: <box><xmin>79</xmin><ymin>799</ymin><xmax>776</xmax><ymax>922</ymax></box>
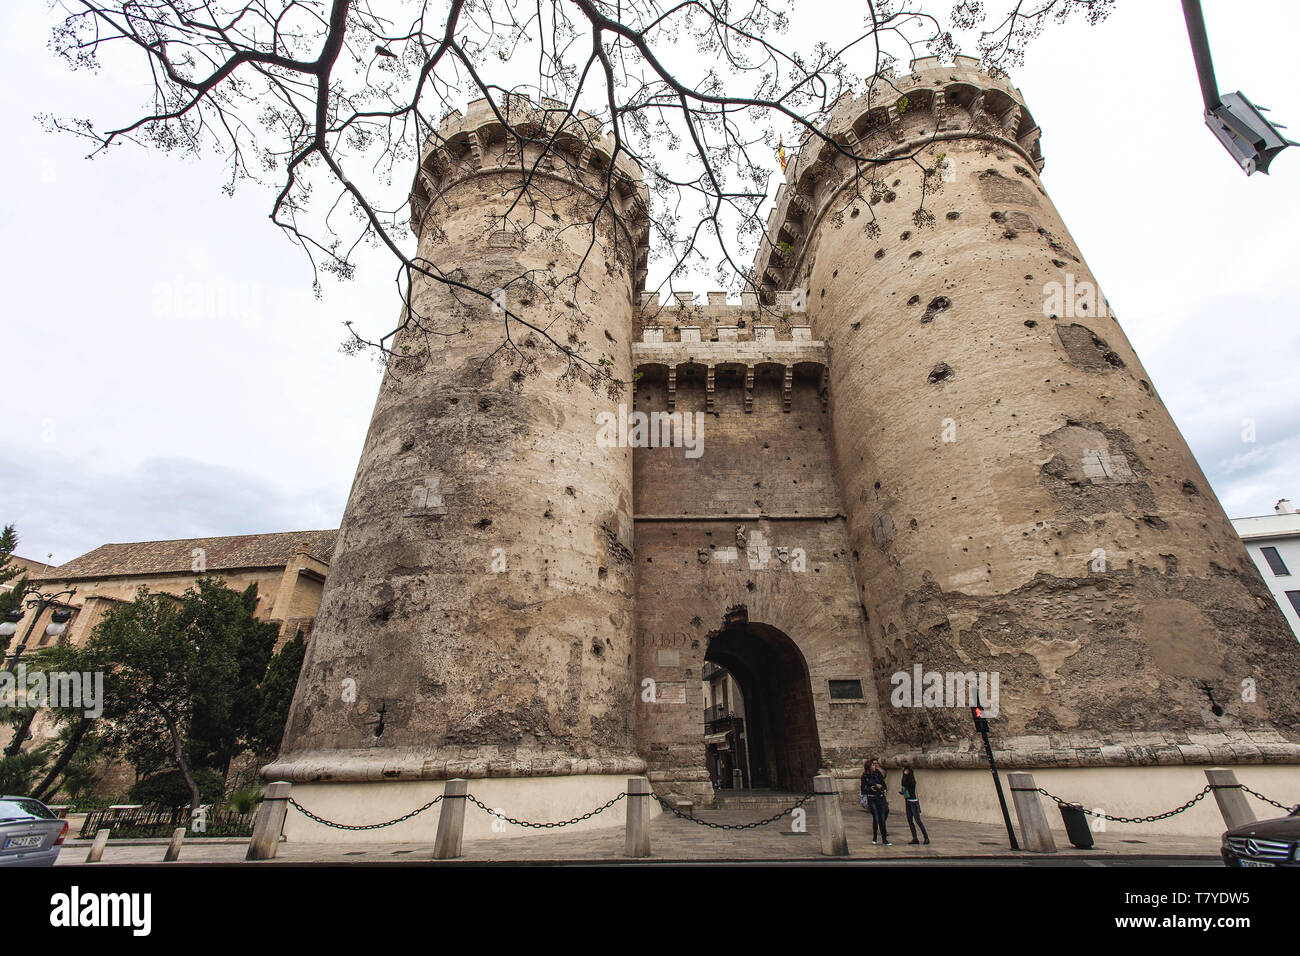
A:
<box><xmin>1</xmin><ymin>1</ymin><xmax>1296</xmax><ymax>565</ymax></box>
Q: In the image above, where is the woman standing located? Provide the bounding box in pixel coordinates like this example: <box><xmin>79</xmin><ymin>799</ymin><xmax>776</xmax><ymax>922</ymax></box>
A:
<box><xmin>860</xmin><ymin>758</ymin><xmax>891</xmax><ymax>845</ymax></box>
<box><xmin>900</xmin><ymin>766</ymin><xmax>930</xmax><ymax>845</ymax></box>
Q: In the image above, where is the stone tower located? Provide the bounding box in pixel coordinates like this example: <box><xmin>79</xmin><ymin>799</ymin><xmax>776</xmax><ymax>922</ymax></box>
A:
<box><xmin>265</xmin><ymin>96</ymin><xmax>653</xmax><ymax>838</ymax></box>
<box><xmin>268</xmin><ymin>59</ymin><xmax>1300</xmax><ymax>840</ymax></box>
<box><xmin>750</xmin><ymin>55</ymin><xmax>1300</xmax><ymax>818</ymax></box>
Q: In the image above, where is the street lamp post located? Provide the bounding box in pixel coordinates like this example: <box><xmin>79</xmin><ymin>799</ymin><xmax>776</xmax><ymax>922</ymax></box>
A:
<box><xmin>1</xmin><ymin>584</ymin><xmax>77</xmax><ymax>756</ymax></box>
<box><xmin>1181</xmin><ymin>0</ymin><xmax>1295</xmax><ymax>175</ymax></box>
<box><xmin>1</xmin><ymin>585</ymin><xmax>77</xmax><ymax>667</ymax></box>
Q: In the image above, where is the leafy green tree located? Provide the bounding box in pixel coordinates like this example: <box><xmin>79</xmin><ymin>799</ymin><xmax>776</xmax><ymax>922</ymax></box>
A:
<box><xmin>86</xmin><ymin>587</ymin><xmax>207</xmax><ymax>811</ymax></box>
<box><xmin>0</xmin><ymin>750</ymin><xmax>44</xmax><ymax>795</ymax></box>
<box><xmin>8</xmin><ymin>577</ymin><xmax>299</xmax><ymax>803</ymax></box>
<box><xmin>183</xmin><ymin>578</ymin><xmax>278</xmax><ymax>777</ymax></box>
<box><xmin>83</xmin><ymin>578</ymin><xmax>285</xmax><ymax>808</ymax></box>
<box><xmin>128</xmin><ymin>768</ymin><xmax>225</xmax><ymax>808</ymax></box>
<box><xmin>250</xmin><ymin>630</ymin><xmax>307</xmax><ymax>758</ymax></box>
<box><xmin>31</xmin><ymin>722</ymin><xmax>106</xmax><ymax>803</ymax></box>
<box><xmin>15</xmin><ymin>641</ymin><xmax>105</xmax><ymax>802</ymax></box>
<box><xmin>0</xmin><ymin>524</ymin><xmax>29</xmax><ymax>658</ymax></box>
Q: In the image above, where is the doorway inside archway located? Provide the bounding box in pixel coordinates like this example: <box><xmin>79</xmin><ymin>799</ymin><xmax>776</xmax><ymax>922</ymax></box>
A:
<box><xmin>703</xmin><ymin>613</ymin><xmax>822</xmax><ymax>793</ymax></box>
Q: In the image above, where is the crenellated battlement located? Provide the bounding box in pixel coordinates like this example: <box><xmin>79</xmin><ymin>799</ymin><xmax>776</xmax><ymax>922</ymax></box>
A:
<box><xmin>419</xmin><ymin>94</ymin><xmax>645</xmax><ymax>186</ymax></box>
<box><xmin>410</xmin><ymin>94</ymin><xmax>651</xmax><ymax>292</ymax></box>
<box><xmin>634</xmin><ymin>289</ymin><xmax>812</xmax><ymax>341</ymax></box>
<box><xmin>632</xmin><ymin>318</ymin><xmax>828</xmax><ymax>414</ymax></box>
<box><xmin>753</xmin><ymin>55</ymin><xmax>1044</xmax><ymax>299</ymax></box>
<box><xmin>636</xmin><ymin>323</ymin><xmax>818</xmax><ymax>346</ymax></box>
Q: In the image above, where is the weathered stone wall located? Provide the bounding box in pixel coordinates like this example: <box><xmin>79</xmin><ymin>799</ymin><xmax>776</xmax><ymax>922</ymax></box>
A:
<box><xmin>753</xmin><ymin>56</ymin><xmax>1300</xmax><ymax>768</ymax></box>
<box><xmin>630</xmin><ymin>316</ymin><xmax>882</xmax><ymax>800</ymax></box>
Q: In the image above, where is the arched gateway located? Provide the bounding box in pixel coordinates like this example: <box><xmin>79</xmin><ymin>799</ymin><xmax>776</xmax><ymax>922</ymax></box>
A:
<box><xmin>704</xmin><ymin>621</ymin><xmax>822</xmax><ymax>793</ymax></box>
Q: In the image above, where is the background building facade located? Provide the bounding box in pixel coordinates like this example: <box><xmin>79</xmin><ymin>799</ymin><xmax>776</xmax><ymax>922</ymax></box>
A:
<box><xmin>1</xmin><ymin>530</ymin><xmax>335</xmax><ymax>788</ymax></box>
<box><xmin>1233</xmin><ymin>499</ymin><xmax>1300</xmax><ymax>640</ymax></box>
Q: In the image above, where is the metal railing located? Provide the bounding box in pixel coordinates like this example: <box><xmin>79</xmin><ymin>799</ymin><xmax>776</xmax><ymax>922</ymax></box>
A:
<box><xmin>80</xmin><ymin>804</ymin><xmax>255</xmax><ymax>839</ymax></box>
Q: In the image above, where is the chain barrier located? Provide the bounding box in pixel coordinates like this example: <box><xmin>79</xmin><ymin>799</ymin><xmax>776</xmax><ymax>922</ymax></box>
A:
<box><xmin>652</xmin><ymin>791</ymin><xmax>814</xmax><ymax>830</ymax></box>
<box><xmin>287</xmin><ymin>795</ymin><xmax>443</xmax><ymax>831</ymax></box>
<box><xmin>281</xmin><ymin>781</ymin><xmax>1296</xmax><ymax>836</ymax></box>
<box><xmin>1036</xmin><ymin>783</ymin><xmax>1295</xmax><ymax>824</ymax></box>
<box><xmin>288</xmin><ymin>788</ymin><xmax>810</xmax><ymax>834</ymax></box>
<box><xmin>464</xmin><ymin>792</ymin><xmax>627</xmax><ymax>829</ymax></box>
<box><xmin>1237</xmin><ymin>785</ymin><xmax>1293</xmax><ymax>812</ymax></box>
<box><xmin>1036</xmin><ymin>785</ymin><xmax>1211</xmax><ymax>824</ymax></box>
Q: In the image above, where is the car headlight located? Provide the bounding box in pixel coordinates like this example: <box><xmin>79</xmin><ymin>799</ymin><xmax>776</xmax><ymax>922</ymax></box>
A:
<box><xmin>1293</xmin><ymin>843</ymin><xmax>1300</xmax><ymax>862</ymax></box>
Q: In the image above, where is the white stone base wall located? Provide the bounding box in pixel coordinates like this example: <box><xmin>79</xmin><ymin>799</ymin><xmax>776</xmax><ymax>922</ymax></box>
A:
<box><xmin>832</xmin><ymin>765</ymin><xmax>1300</xmax><ymax>838</ymax></box>
<box><xmin>280</xmin><ymin>774</ymin><xmax>656</xmax><ymax>844</ymax></box>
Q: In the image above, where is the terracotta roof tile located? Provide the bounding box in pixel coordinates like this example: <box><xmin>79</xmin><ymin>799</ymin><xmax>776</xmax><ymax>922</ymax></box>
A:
<box><xmin>37</xmin><ymin>530</ymin><xmax>337</xmax><ymax>581</ymax></box>
<box><xmin>8</xmin><ymin>555</ymin><xmax>57</xmax><ymax>576</ymax></box>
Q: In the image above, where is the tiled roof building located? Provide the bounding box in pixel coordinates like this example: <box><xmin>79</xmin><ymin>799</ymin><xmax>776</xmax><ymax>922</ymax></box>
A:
<box><xmin>9</xmin><ymin>529</ymin><xmax>338</xmax><ymax>659</ymax></box>
<box><xmin>41</xmin><ymin>530</ymin><xmax>337</xmax><ymax>582</ymax></box>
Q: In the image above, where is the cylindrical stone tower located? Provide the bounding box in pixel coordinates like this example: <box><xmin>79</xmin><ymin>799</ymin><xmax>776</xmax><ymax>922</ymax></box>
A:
<box><xmin>265</xmin><ymin>96</ymin><xmax>653</xmax><ymax>839</ymax></box>
<box><xmin>755</xmin><ymin>55</ymin><xmax>1300</xmax><ymax>824</ymax></box>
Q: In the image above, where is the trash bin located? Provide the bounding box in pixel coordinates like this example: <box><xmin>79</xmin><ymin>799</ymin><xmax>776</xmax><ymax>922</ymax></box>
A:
<box><xmin>1058</xmin><ymin>802</ymin><xmax>1094</xmax><ymax>849</ymax></box>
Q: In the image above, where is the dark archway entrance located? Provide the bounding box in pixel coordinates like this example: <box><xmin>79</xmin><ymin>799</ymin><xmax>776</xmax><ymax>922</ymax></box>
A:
<box><xmin>704</xmin><ymin>614</ymin><xmax>822</xmax><ymax>793</ymax></box>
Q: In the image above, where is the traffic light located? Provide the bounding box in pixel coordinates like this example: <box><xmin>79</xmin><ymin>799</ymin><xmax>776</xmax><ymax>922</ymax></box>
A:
<box><xmin>972</xmin><ymin>705</ymin><xmax>989</xmax><ymax>735</ymax></box>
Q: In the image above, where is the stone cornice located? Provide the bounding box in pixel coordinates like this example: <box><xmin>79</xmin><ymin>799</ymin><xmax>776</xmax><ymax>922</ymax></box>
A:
<box><xmin>264</xmin><ymin>749</ymin><xmax>648</xmax><ymax>783</ymax></box>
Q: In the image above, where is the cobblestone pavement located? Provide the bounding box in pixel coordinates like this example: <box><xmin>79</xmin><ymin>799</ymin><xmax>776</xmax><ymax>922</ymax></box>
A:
<box><xmin>55</xmin><ymin>803</ymin><xmax>1222</xmax><ymax>865</ymax></box>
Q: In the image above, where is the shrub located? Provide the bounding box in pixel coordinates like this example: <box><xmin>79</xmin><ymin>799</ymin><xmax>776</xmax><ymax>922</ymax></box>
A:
<box><xmin>128</xmin><ymin>769</ymin><xmax>225</xmax><ymax>808</ymax></box>
<box><xmin>227</xmin><ymin>787</ymin><xmax>261</xmax><ymax>814</ymax></box>
<box><xmin>67</xmin><ymin>796</ymin><xmax>122</xmax><ymax>813</ymax></box>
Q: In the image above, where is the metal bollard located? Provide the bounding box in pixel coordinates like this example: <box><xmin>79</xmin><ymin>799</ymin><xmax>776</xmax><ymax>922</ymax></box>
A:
<box><xmin>246</xmin><ymin>781</ymin><xmax>292</xmax><ymax>861</ymax></box>
<box><xmin>1007</xmin><ymin>772</ymin><xmax>1056</xmax><ymax>853</ymax></box>
<box><xmin>1206</xmin><ymin>768</ymin><xmax>1257</xmax><ymax>830</ymax></box>
<box><xmin>163</xmin><ymin>826</ymin><xmax>185</xmax><ymax>862</ymax></box>
<box><xmin>813</xmin><ymin>772</ymin><xmax>849</xmax><ymax>856</ymax></box>
<box><xmin>433</xmin><ymin>779</ymin><xmax>468</xmax><ymax>859</ymax></box>
<box><xmin>625</xmin><ymin>777</ymin><xmax>651</xmax><ymax>858</ymax></box>
<box><xmin>86</xmin><ymin>828</ymin><xmax>111</xmax><ymax>863</ymax></box>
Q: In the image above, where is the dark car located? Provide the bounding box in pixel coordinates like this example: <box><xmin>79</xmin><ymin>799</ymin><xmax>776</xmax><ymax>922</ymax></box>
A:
<box><xmin>0</xmin><ymin>796</ymin><xmax>69</xmax><ymax>867</ymax></box>
<box><xmin>1221</xmin><ymin>805</ymin><xmax>1300</xmax><ymax>867</ymax></box>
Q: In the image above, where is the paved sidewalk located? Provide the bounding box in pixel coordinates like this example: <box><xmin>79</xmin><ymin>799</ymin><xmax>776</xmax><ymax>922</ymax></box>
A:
<box><xmin>55</xmin><ymin>803</ymin><xmax>1222</xmax><ymax>865</ymax></box>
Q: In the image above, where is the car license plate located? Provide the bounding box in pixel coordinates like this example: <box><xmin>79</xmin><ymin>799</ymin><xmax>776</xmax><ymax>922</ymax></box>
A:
<box><xmin>1239</xmin><ymin>859</ymin><xmax>1274</xmax><ymax>867</ymax></box>
<box><xmin>4</xmin><ymin>834</ymin><xmax>42</xmax><ymax>849</ymax></box>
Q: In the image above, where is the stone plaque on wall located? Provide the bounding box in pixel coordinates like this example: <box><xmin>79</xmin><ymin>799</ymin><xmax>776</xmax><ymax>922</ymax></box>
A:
<box><xmin>656</xmin><ymin>681</ymin><xmax>687</xmax><ymax>704</ymax></box>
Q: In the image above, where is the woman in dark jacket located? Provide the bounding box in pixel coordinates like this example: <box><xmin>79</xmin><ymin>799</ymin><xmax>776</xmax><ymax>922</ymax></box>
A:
<box><xmin>860</xmin><ymin>758</ymin><xmax>891</xmax><ymax>845</ymax></box>
<box><xmin>900</xmin><ymin>766</ymin><xmax>930</xmax><ymax>845</ymax></box>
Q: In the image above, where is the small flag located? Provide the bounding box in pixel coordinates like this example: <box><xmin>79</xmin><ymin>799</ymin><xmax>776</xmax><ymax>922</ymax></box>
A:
<box><xmin>777</xmin><ymin>137</ymin><xmax>787</xmax><ymax>172</ymax></box>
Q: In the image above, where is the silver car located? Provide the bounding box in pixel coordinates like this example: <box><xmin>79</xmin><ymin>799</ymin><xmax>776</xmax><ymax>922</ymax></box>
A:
<box><xmin>0</xmin><ymin>796</ymin><xmax>68</xmax><ymax>867</ymax></box>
